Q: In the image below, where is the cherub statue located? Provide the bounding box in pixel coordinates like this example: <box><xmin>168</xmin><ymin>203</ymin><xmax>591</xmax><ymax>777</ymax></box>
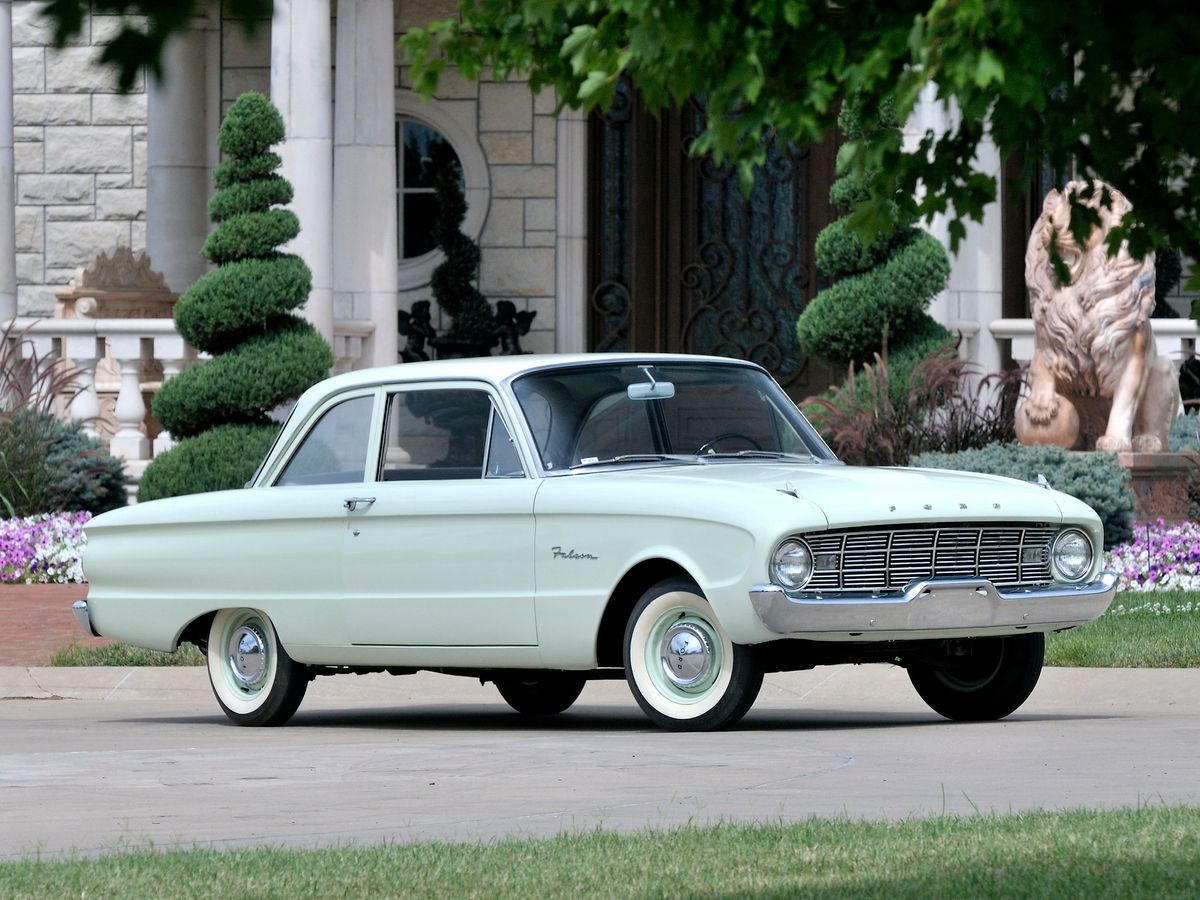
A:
<box><xmin>397</xmin><ymin>300</ymin><xmax>436</xmax><ymax>363</ymax></box>
<box><xmin>494</xmin><ymin>300</ymin><xmax>537</xmax><ymax>355</ymax></box>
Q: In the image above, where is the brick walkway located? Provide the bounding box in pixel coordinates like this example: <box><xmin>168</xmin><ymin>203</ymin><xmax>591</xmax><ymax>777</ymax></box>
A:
<box><xmin>0</xmin><ymin>584</ymin><xmax>111</xmax><ymax>666</ymax></box>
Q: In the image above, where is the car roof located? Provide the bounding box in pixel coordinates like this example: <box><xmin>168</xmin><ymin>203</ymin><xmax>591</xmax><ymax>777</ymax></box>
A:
<box><xmin>307</xmin><ymin>352</ymin><xmax>757</xmax><ymax>396</ymax></box>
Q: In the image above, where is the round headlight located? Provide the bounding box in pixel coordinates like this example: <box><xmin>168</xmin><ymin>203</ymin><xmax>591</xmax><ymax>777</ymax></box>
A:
<box><xmin>1052</xmin><ymin>529</ymin><xmax>1093</xmax><ymax>582</ymax></box>
<box><xmin>772</xmin><ymin>539</ymin><xmax>813</xmax><ymax>591</ymax></box>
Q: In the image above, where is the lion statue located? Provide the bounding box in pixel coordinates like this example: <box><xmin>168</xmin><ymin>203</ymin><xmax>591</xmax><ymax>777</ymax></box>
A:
<box><xmin>1016</xmin><ymin>180</ymin><xmax>1180</xmax><ymax>452</ymax></box>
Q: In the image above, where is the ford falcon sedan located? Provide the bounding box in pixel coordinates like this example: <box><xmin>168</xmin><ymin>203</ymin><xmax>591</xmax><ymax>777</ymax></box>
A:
<box><xmin>76</xmin><ymin>353</ymin><xmax>1117</xmax><ymax>730</ymax></box>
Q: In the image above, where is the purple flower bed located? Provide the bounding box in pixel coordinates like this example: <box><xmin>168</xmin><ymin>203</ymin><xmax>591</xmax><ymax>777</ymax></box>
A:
<box><xmin>1108</xmin><ymin>518</ymin><xmax>1200</xmax><ymax>593</ymax></box>
<box><xmin>0</xmin><ymin>512</ymin><xmax>90</xmax><ymax>584</ymax></box>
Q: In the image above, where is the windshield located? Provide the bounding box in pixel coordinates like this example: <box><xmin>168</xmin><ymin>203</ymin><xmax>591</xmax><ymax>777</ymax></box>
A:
<box><xmin>511</xmin><ymin>361</ymin><xmax>838</xmax><ymax>473</ymax></box>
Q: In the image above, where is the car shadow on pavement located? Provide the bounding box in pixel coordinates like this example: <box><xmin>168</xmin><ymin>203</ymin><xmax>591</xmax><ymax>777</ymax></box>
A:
<box><xmin>112</xmin><ymin>707</ymin><xmax>1124</xmax><ymax>733</ymax></box>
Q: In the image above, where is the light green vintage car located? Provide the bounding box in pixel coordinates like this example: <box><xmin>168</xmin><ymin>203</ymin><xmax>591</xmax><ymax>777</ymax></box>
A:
<box><xmin>76</xmin><ymin>353</ymin><xmax>1116</xmax><ymax>730</ymax></box>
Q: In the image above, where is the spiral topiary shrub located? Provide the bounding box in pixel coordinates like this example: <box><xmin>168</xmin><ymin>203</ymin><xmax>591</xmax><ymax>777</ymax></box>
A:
<box><xmin>429</xmin><ymin>166</ymin><xmax>496</xmax><ymax>355</ymax></box>
<box><xmin>138</xmin><ymin>424</ymin><xmax>279</xmax><ymax>502</ymax></box>
<box><xmin>795</xmin><ymin>100</ymin><xmax>953</xmax><ymax>397</ymax></box>
<box><xmin>911</xmin><ymin>443</ymin><xmax>1135</xmax><ymax>549</ymax></box>
<box><xmin>144</xmin><ymin>92</ymin><xmax>332</xmax><ymax>498</ymax></box>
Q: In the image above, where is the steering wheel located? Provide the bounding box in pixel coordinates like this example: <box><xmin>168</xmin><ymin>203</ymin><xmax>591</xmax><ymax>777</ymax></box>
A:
<box><xmin>694</xmin><ymin>432</ymin><xmax>764</xmax><ymax>455</ymax></box>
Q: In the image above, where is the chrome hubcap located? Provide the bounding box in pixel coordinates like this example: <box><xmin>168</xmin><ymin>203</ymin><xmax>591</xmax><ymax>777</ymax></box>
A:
<box><xmin>227</xmin><ymin>624</ymin><xmax>267</xmax><ymax>688</ymax></box>
<box><xmin>659</xmin><ymin>622</ymin><xmax>713</xmax><ymax>690</ymax></box>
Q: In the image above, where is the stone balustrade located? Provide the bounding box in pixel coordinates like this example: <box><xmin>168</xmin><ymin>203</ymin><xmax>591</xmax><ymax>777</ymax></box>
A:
<box><xmin>5</xmin><ymin>316</ymin><xmax>376</xmax><ymax>479</ymax></box>
<box><xmin>990</xmin><ymin>318</ymin><xmax>1200</xmax><ymax>370</ymax></box>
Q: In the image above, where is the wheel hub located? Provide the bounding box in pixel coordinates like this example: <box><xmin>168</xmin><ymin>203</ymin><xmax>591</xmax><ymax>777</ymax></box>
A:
<box><xmin>228</xmin><ymin>624</ymin><xmax>267</xmax><ymax>687</ymax></box>
<box><xmin>659</xmin><ymin>621</ymin><xmax>713</xmax><ymax>689</ymax></box>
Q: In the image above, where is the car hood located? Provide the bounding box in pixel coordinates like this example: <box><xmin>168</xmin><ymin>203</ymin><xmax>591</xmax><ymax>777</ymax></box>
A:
<box><xmin>606</xmin><ymin>461</ymin><xmax>1069</xmax><ymax>529</ymax></box>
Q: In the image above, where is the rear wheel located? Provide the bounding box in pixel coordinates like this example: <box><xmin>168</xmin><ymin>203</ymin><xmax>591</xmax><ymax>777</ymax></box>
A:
<box><xmin>907</xmin><ymin>633</ymin><xmax>1045</xmax><ymax>721</ymax></box>
<box><xmin>495</xmin><ymin>675</ymin><xmax>587</xmax><ymax>715</ymax></box>
<box><xmin>207</xmin><ymin>608</ymin><xmax>308</xmax><ymax>726</ymax></box>
<box><xmin>624</xmin><ymin>578</ymin><xmax>762</xmax><ymax>731</ymax></box>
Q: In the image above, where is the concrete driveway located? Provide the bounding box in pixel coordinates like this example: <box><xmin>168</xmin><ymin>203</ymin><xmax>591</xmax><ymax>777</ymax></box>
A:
<box><xmin>2</xmin><ymin>664</ymin><xmax>1198</xmax><ymax>859</ymax></box>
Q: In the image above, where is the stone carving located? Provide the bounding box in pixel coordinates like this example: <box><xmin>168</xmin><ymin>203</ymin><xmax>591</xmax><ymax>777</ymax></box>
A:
<box><xmin>1016</xmin><ymin>180</ymin><xmax>1180</xmax><ymax>452</ymax></box>
<box><xmin>55</xmin><ymin>247</ymin><xmax>176</xmax><ymax>320</ymax></box>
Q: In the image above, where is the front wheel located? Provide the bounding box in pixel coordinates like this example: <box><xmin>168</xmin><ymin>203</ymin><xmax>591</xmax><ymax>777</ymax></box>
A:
<box><xmin>495</xmin><ymin>674</ymin><xmax>587</xmax><ymax>715</ymax></box>
<box><xmin>907</xmin><ymin>633</ymin><xmax>1045</xmax><ymax>721</ymax></box>
<box><xmin>624</xmin><ymin>578</ymin><xmax>762</xmax><ymax>731</ymax></box>
<box><xmin>207</xmin><ymin>608</ymin><xmax>309</xmax><ymax>726</ymax></box>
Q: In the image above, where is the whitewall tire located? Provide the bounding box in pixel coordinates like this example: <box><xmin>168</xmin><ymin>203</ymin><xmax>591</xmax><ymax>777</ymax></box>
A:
<box><xmin>623</xmin><ymin>578</ymin><xmax>762</xmax><ymax>731</ymax></box>
<box><xmin>207</xmin><ymin>608</ymin><xmax>308</xmax><ymax>727</ymax></box>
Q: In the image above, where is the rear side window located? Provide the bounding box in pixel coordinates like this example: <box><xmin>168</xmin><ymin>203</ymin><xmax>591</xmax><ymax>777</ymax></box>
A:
<box><xmin>275</xmin><ymin>395</ymin><xmax>374</xmax><ymax>486</ymax></box>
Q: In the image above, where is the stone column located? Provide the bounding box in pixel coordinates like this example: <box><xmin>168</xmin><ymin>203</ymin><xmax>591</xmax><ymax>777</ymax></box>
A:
<box><xmin>334</xmin><ymin>0</ymin><xmax>398</xmax><ymax>368</ymax></box>
<box><xmin>146</xmin><ymin>18</ymin><xmax>213</xmax><ymax>295</ymax></box>
<box><xmin>271</xmin><ymin>0</ymin><xmax>335</xmax><ymax>346</ymax></box>
<box><xmin>556</xmin><ymin>107</ymin><xmax>588</xmax><ymax>353</ymax></box>
<box><xmin>0</xmin><ymin>1</ymin><xmax>17</xmax><ymax>320</ymax></box>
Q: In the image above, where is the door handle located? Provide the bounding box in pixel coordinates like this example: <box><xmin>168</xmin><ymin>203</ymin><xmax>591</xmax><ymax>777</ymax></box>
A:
<box><xmin>343</xmin><ymin>497</ymin><xmax>376</xmax><ymax>511</ymax></box>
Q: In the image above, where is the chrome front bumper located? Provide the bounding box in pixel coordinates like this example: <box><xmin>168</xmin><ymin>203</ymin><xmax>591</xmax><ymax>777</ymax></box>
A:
<box><xmin>72</xmin><ymin>599</ymin><xmax>100</xmax><ymax>637</ymax></box>
<box><xmin>749</xmin><ymin>571</ymin><xmax>1119</xmax><ymax>637</ymax></box>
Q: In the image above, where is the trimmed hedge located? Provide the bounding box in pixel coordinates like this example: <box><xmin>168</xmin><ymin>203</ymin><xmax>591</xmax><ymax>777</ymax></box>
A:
<box><xmin>151</xmin><ymin>92</ymin><xmax>332</xmax><ymax>499</ymax></box>
<box><xmin>173</xmin><ymin>255</ymin><xmax>312</xmax><ymax>353</ymax></box>
<box><xmin>207</xmin><ymin>175</ymin><xmax>293</xmax><ymax>222</ymax></box>
<box><xmin>216</xmin><ymin>93</ymin><xmax>285</xmax><ymax>157</ymax></box>
<box><xmin>214</xmin><ymin>153</ymin><xmax>282</xmax><ymax>190</ymax></box>
<box><xmin>154</xmin><ymin>315</ymin><xmax>332</xmax><ymax>438</ymax></box>
<box><xmin>911</xmin><ymin>443</ymin><xmax>1135</xmax><ymax>549</ymax></box>
<box><xmin>795</xmin><ymin>98</ymin><xmax>953</xmax><ymax>392</ymax></box>
<box><xmin>138</xmin><ymin>423</ymin><xmax>278</xmax><ymax>502</ymax></box>
<box><xmin>201</xmin><ymin>210</ymin><xmax>301</xmax><ymax>264</ymax></box>
<box><xmin>798</xmin><ymin>229</ymin><xmax>952</xmax><ymax>368</ymax></box>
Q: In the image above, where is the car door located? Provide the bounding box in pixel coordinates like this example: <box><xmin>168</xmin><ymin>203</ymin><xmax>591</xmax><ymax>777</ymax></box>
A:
<box><xmin>256</xmin><ymin>388</ymin><xmax>380</xmax><ymax>646</ymax></box>
<box><xmin>340</xmin><ymin>382</ymin><xmax>539</xmax><ymax>646</ymax></box>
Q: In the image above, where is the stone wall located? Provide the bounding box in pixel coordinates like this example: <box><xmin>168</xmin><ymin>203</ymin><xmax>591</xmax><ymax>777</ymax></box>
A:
<box><xmin>395</xmin><ymin>2</ymin><xmax>558</xmax><ymax>353</ymax></box>
<box><xmin>11</xmin><ymin>2</ymin><xmax>147</xmax><ymax>315</ymax></box>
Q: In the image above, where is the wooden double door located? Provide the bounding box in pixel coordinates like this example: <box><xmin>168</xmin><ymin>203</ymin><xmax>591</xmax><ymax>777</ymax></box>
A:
<box><xmin>587</xmin><ymin>85</ymin><xmax>840</xmax><ymax>402</ymax></box>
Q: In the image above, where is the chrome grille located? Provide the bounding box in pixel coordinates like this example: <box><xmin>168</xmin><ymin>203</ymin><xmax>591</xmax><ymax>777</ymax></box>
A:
<box><xmin>803</xmin><ymin>525</ymin><xmax>1058</xmax><ymax>593</ymax></box>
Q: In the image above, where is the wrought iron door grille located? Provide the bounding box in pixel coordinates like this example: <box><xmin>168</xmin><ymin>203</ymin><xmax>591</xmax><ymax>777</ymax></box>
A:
<box><xmin>802</xmin><ymin>525</ymin><xmax>1059</xmax><ymax>593</ymax></box>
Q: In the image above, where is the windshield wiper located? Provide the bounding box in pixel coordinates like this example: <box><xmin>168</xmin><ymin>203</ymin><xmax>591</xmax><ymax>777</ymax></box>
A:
<box><xmin>699</xmin><ymin>450</ymin><xmax>815</xmax><ymax>462</ymax></box>
<box><xmin>569</xmin><ymin>453</ymin><xmax>700</xmax><ymax>470</ymax></box>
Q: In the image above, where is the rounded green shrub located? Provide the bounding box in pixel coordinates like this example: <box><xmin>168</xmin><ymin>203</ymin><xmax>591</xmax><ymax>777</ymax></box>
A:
<box><xmin>214</xmin><ymin>153</ymin><xmax>282</xmax><ymax>189</ymax></box>
<box><xmin>155</xmin><ymin>315</ymin><xmax>331</xmax><ymax>438</ymax></box>
<box><xmin>139</xmin><ymin>424</ymin><xmax>278</xmax><ymax>502</ymax></box>
<box><xmin>173</xmin><ymin>255</ymin><xmax>312</xmax><ymax>353</ymax></box>
<box><xmin>149</xmin><ymin>91</ymin><xmax>332</xmax><ymax>499</ymax></box>
<box><xmin>207</xmin><ymin>176</ymin><xmax>293</xmax><ymax>222</ymax></box>
<box><xmin>216</xmin><ymin>92</ymin><xmax>285</xmax><ymax>157</ymax></box>
<box><xmin>201</xmin><ymin>210</ymin><xmax>301</xmax><ymax>264</ymax></box>
<box><xmin>911</xmin><ymin>443</ymin><xmax>1135</xmax><ymax>549</ymax></box>
<box><xmin>795</xmin><ymin>99</ymin><xmax>953</xmax><ymax>383</ymax></box>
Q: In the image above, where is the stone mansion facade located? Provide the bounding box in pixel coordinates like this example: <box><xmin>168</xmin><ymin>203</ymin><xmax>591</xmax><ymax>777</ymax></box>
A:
<box><xmin>2</xmin><ymin>0</ymin><xmax>1195</xmax><ymax>407</ymax></box>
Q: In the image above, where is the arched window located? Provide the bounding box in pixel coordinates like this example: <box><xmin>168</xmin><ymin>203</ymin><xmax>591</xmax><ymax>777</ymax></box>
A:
<box><xmin>396</xmin><ymin>118</ymin><xmax>463</xmax><ymax>260</ymax></box>
<box><xmin>393</xmin><ymin>95</ymin><xmax>489</xmax><ymax>288</ymax></box>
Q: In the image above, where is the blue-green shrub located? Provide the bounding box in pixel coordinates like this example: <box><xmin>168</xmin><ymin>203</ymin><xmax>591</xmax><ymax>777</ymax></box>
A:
<box><xmin>911</xmin><ymin>443</ymin><xmax>1134</xmax><ymax>549</ymax></box>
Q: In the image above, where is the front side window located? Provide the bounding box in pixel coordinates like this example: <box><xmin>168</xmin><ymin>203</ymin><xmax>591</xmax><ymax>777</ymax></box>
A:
<box><xmin>380</xmin><ymin>388</ymin><xmax>522</xmax><ymax>481</ymax></box>
<box><xmin>396</xmin><ymin>118</ymin><xmax>462</xmax><ymax>259</ymax></box>
<box><xmin>276</xmin><ymin>394</ymin><xmax>375</xmax><ymax>486</ymax></box>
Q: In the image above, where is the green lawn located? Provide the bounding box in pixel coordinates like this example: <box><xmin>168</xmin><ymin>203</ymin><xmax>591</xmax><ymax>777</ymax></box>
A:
<box><xmin>1045</xmin><ymin>589</ymin><xmax>1200</xmax><ymax>667</ymax></box>
<box><xmin>1</xmin><ymin>807</ymin><xmax>1198</xmax><ymax>898</ymax></box>
<box><xmin>49</xmin><ymin>641</ymin><xmax>205</xmax><ymax>667</ymax></box>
